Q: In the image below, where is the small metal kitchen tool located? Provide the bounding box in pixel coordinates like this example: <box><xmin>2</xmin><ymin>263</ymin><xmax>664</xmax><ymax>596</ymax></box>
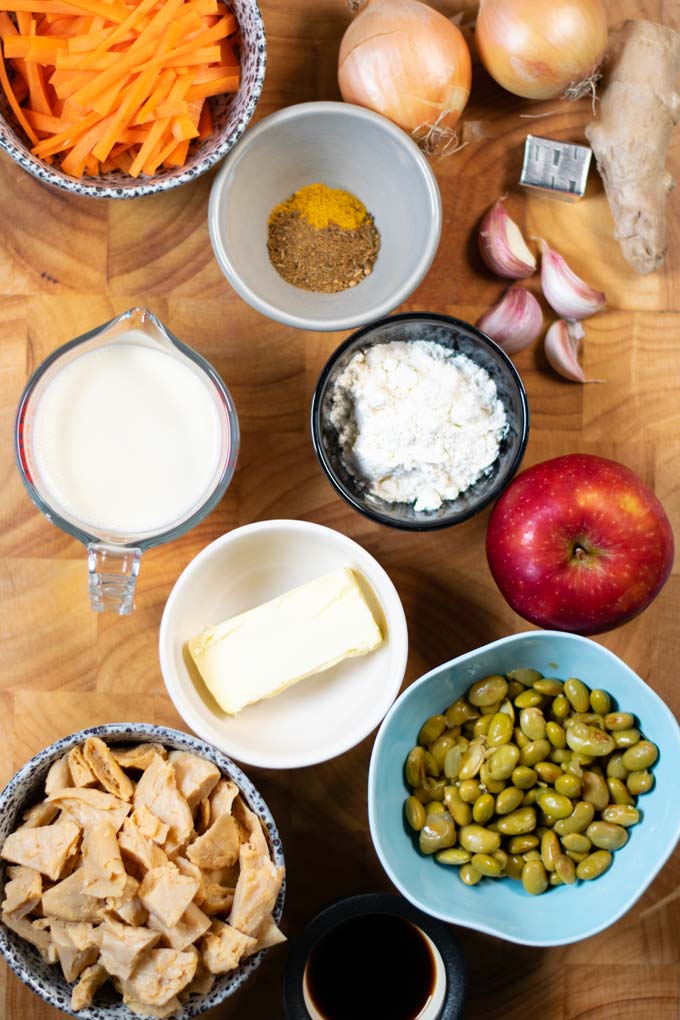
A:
<box><xmin>520</xmin><ymin>135</ymin><xmax>592</xmax><ymax>201</ymax></box>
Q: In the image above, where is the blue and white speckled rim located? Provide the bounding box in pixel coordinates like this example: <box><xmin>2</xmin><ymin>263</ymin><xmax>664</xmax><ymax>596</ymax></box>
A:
<box><xmin>0</xmin><ymin>0</ymin><xmax>266</xmax><ymax>198</ymax></box>
<box><xmin>0</xmin><ymin>723</ymin><xmax>285</xmax><ymax>1018</ymax></box>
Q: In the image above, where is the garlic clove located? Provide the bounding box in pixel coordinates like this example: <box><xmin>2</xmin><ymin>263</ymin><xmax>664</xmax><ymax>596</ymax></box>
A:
<box><xmin>477</xmin><ymin>286</ymin><xmax>543</xmax><ymax>354</ymax></box>
<box><xmin>478</xmin><ymin>198</ymin><xmax>536</xmax><ymax>279</ymax></box>
<box><xmin>539</xmin><ymin>240</ymin><xmax>606</xmax><ymax>319</ymax></box>
<box><xmin>544</xmin><ymin>319</ymin><xmax>605</xmax><ymax>383</ymax></box>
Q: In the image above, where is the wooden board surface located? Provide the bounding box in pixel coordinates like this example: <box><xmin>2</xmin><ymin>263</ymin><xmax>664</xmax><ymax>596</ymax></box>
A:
<box><xmin>1</xmin><ymin>0</ymin><xmax>679</xmax><ymax>1017</ymax></box>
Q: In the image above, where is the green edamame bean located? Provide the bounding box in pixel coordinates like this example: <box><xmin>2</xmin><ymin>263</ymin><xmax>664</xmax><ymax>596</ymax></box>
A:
<box><xmin>535</xmin><ymin>761</ymin><xmax>563</xmax><ymax>784</ymax></box>
<box><xmin>419</xmin><ymin>813</ymin><xmax>456</xmax><ymax>854</ymax></box>
<box><xmin>606</xmin><ymin>752</ymin><xmax>629</xmax><ymax>781</ymax></box>
<box><xmin>459</xmin><ymin>779</ymin><xmax>482</xmax><ymax>803</ymax></box>
<box><xmin>533</xmin><ymin>678</ymin><xmax>563</xmax><ymax>697</ymax></box>
<box><xmin>586</xmin><ymin>821</ymin><xmax>628</xmax><ymax>851</ymax></box>
<box><xmin>445</xmin><ymin>698</ymin><xmax>478</xmax><ymax>727</ymax></box>
<box><xmin>514</xmin><ymin>728</ymin><xmax>530</xmax><ymax>750</ymax></box>
<box><xmin>602</xmin><ymin>805</ymin><xmax>640</xmax><ymax>827</ymax></box>
<box><xmin>512</xmin><ymin>766</ymin><xmax>537</xmax><ymax>790</ymax></box>
<box><xmin>555</xmin><ymin>854</ymin><xmax>576</xmax><ymax>885</ymax></box>
<box><xmin>614</xmin><ymin>728</ymin><xmax>641</xmax><ymax>749</ymax></box>
<box><xmin>581</xmin><ymin>771</ymin><xmax>610</xmax><ymax>811</ymax></box>
<box><xmin>566</xmin><ymin>722</ymin><xmax>615</xmax><ymax>757</ymax></box>
<box><xmin>471</xmin><ymin>853</ymin><xmax>502</xmax><ymax>877</ymax></box>
<box><xmin>549</xmin><ymin>871</ymin><xmax>564</xmax><ymax>887</ymax></box>
<box><xmin>522</xmin><ymin>788</ymin><xmax>539</xmax><ymax>806</ymax></box>
<box><xmin>560</xmin><ymin>833</ymin><xmax>591</xmax><ymax>853</ymax></box>
<box><xmin>473</xmin><ymin>715</ymin><xmax>493</xmax><ymax>738</ymax></box>
<box><xmin>459</xmin><ymin>863</ymin><xmax>482</xmax><ymax>886</ymax></box>
<box><xmin>520</xmin><ymin>739</ymin><xmax>551</xmax><ymax>767</ymax></box>
<box><xmin>496</xmin><ymin>806</ymin><xmax>537</xmax><ymax>836</ymax></box>
<box><xmin>606</xmin><ymin>777</ymin><xmax>634</xmax><ymax>806</ymax></box>
<box><xmin>445</xmin><ymin>786</ymin><xmax>472</xmax><ymax>827</ymax></box>
<box><xmin>479</xmin><ymin>763</ymin><xmax>506</xmax><ymax>794</ymax></box>
<box><xmin>406</xmin><ymin>746</ymin><xmax>426</xmax><ymax>787</ymax></box>
<box><xmin>627</xmin><ymin>770</ymin><xmax>654</xmax><ymax>795</ymax></box>
<box><xmin>541</xmin><ymin>830</ymin><xmax>561</xmax><ymax>872</ymax></box>
<box><xmin>424</xmin><ymin>801</ymin><xmax>447</xmax><ymax>816</ymax></box>
<box><xmin>590</xmin><ymin>689</ymin><xmax>611</xmax><ymax>715</ymax></box>
<box><xmin>576</xmin><ymin>850</ymin><xmax>612</xmax><ymax>881</ymax></box>
<box><xmin>472</xmin><ymin>793</ymin><xmax>495</xmax><ymax>825</ymax></box>
<box><xmin>537</xmin><ymin>791</ymin><xmax>573</xmax><ymax>820</ymax></box>
<box><xmin>546</xmin><ymin>721</ymin><xmax>567</xmax><ymax>749</ymax></box>
<box><xmin>413</xmin><ymin>777</ymin><xmax>446</xmax><ymax>803</ymax></box>
<box><xmin>552</xmin><ymin>695</ymin><xmax>569</xmax><ymax>720</ymax></box>
<box><xmin>566</xmin><ymin>849</ymin><xmax>588</xmax><ymax>863</ymax></box>
<box><xmin>520</xmin><ymin>708</ymin><xmax>547</xmax><ymax>742</ymax></box>
<box><xmin>487</xmin><ymin>744</ymin><xmax>520</xmax><ymax>781</ymax></box>
<box><xmin>459</xmin><ymin>825</ymin><xmax>501</xmax><ymax>854</ymax></box>
<box><xmin>404</xmin><ymin>796</ymin><xmax>426</xmax><ymax>831</ymax></box>
<box><xmin>554</xmin><ymin>801</ymin><xmax>595</xmax><ymax>835</ymax></box>
<box><xmin>522</xmin><ymin>859</ymin><xmax>548</xmax><ymax>895</ymax></box>
<box><xmin>564</xmin><ymin>678</ymin><xmax>590</xmax><ymax>713</ymax></box>
<box><xmin>514</xmin><ymin>690</ymin><xmax>543</xmax><ymax>709</ymax></box>
<box><xmin>458</xmin><ymin>742</ymin><xmax>485</xmax><ymax>780</ymax></box>
<box><xmin>469</xmin><ymin>675</ymin><xmax>508</xmax><ymax>707</ymax></box>
<box><xmin>436</xmin><ymin>847</ymin><xmax>471</xmax><ymax>866</ymax></box>
<box><xmin>495</xmin><ymin>787</ymin><xmax>524</xmax><ymax>815</ymax></box>
<box><xmin>505</xmin><ymin>854</ymin><xmax>525</xmax><ymax>879</ymax></box>
<box><xmin>604</xmin><ymin>712</ymin><xmax>635</xmax><ymax>732</ymax></box>
<box><xmin>507</xmin><ymin>668</ymin><xmax>542</xmax><ymax>687</ymax></box>
<box><xmin>507</xmin><ymin>680</ymin><xmax>524</xmax><ymax>700</ymax></box>
<box><xmin>480</xmin><ymin>701</ymin><xmax>503</xmax><ymax>717</ymax></box>
<box><xmin>622</xmin><ymin>740</ymin><xmax>658</xmax><ymax>772</ymax></box>
<box><xmin>487</xmin><ymin>712</ymin><xmax>513</xmax><ymax>747</ymax></box>
<box><xmin>443</xmin><ymin>746</ymin><xmax>462</xmax><ymax>780</ymax></box>
<box><xmin>418</xmin><ymin>714</ymin><xmax>446</xmax><ymax>747</ymax></box>
<box><xmin>555</xmin><ymin>773</ymin><xmax>581</xmax><ymax>799</ymax></box>
<box><xmin>429</xmin><ymin>732</ymin><xmax>457</xmax><ymax>770</ymax></box>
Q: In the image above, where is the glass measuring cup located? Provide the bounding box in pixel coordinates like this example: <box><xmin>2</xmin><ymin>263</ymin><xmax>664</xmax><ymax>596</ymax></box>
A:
<box><xmin>15</xmin><ymin>307</ymin><xmax>239</xmax><ymax>615</ymax></box>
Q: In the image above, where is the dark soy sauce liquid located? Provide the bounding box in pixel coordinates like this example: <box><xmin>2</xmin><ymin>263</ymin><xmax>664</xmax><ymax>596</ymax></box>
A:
<box><xmin>305</xmin><ymin>913</ymin><xmax>435</xmax><ymax>1020</ymax></box>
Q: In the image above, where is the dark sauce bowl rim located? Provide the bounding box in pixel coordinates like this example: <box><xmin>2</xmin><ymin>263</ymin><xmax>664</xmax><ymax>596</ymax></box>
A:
<box><xmin>310</xmin><ymin>311</ymin><xmax>530</xmax><ymax>532</ymax></box>
<box><xmin>282</xmin><ymin>892</ymin><xmax>467</xmax><ymax>1020</ymax></box>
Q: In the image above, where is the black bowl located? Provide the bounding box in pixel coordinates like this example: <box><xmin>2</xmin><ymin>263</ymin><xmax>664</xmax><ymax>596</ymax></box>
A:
<box><xmin>310</xmin><ymin>313</ymin><xmax>529</xmax><ymax>530</ymax></box>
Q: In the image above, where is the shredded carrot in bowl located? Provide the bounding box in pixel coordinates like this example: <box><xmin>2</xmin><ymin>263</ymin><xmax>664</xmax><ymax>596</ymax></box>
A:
<box><xmin>0</xmin><ymin>0</ymin><xmax>241</xmax><ymax>177</ymax></box>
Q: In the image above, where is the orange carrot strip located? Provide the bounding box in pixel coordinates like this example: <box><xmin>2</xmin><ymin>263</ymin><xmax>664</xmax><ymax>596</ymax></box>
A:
<box><xmin>185</xmin><ymin>72</ymin><xmax>238</xmax><ymax>101</ymax></box>
<box><xmin>0</xmin><ymin>0</ymin><xmax>131</xmax><ymax>22</ymax></box>
<box><xmin>154</xmin><ymin>98</ymin><xmax>187</xmax><ymax>118</ymax></box>
<box><xmin>0</xmin><ymin>11</ymin><xmax>17</xmax><ymax>36</ymax></box>
<box><xmin>70</xmin><ymin>36</ymin><xmax>156</xmax><ymax>105</ymax></box>
<box><xmin>218</xmin><ymin>38</ymin><xmax>239</xmax><ymax>65</ymax></box>
<box><xmin>170</xmin><ymin>112</ymin><xmax>197</xmax><ymax>140</ymax></box>
<box><xmin>0</xmin><ymin>39</ymin><xmax>39</xmax><ymax>143</ymax></box>
<box><xmin>162</xmin><ymin>45</ymin><xmax>220</xmax><ymax>68</ymax></box>
<box><xmin>32</xmin><ymin>106</ymin><xmax>98</xmax><ymax>154</ymax></box>
<box><xmin>192</xmin><ymin>62</ymin><xmax>234</xmax><ymax>83</ymax></box>
<box><xmin>128</xmin><ymin>114</ymin><xmax>167</xmax><ymax>176</ymax></box>
<box><xmin>24</xmin><ymin>107</ymin><xmax>70</xmax><ymax>132</ymax></box>
<box><xmin>84</xmin><ymin>0</ymin><xmax>157</xmax><ymax>58</ymax></box>
<box><xmin>56</xmin><ymin>48</ymin><xmax>118</xmax><ymax>68</ymax></box>
<box><xmin>163</xmin><ymin>137</ymin><xmax>188</xmax><ymax>166</ymax></box>
<box><xmin>26</xmin><ymin>57</ymin><xmax>52</xmax><ymax>113</ymax></box>
<box><xmin>84</xmin><ymin>152</ymin><xmax>98</xmax><ymax>175</ymax></box>
<box><xmin>60</xmin><ymin>111</ymin><xmax>112</xmax><ymax>175</ymax></box>
<box><xmin>186</xmin><ymin>0</ymin><xmax>217</xmax><ymax>14</ymax></box>
<box><xmin>197</xmin><ymin>98</ymin><xmax>211</xmax><ymax>138</ymax></box>
<box><xmin>142</xmin><ymin>14</ymin><xmax>231</xmax><ymax>69</ymax></box>
<box><xmin>52</xmin><ymin>68</ymin><xmax>97</xmax><ymax>99</ymax></box>
<box><xmin>133</xmin><ymin>66</ymin><xmax>174</xmax><ymax>123</ymax></box>
<box><xmin>4</xmin><ymin>34</ymin><xmax>68</xmax><ymax>60</ymax></box>
<box><xmin>91</xmin><ymin>62</ymin><xmax>158</xmax><ymax>161</ymax></box>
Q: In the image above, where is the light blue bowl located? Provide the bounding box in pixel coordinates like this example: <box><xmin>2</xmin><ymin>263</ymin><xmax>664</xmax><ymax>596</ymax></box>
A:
<box><xmin>368</xmin><ymin>631</ymin><xmax>680</xmax><ymax>947</ymax></box>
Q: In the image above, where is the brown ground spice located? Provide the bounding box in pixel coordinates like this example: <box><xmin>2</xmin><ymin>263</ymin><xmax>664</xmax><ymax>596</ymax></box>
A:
<box><xmin>267</xmin><ymin>211</ymin><xmax>381</xmax><ymax>293</ymax></box>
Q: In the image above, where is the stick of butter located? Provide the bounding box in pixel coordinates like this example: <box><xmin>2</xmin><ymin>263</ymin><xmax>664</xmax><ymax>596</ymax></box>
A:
<box><xmin>187</xmin><ymin>567</ymin><xmax>383</xmax><ymax>715</ymax></box>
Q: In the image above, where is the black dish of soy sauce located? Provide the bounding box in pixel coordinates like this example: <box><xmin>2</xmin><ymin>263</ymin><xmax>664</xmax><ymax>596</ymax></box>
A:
<box><xmin>283</xmin><ymin>893</ymin><xmax>467</xmax><ymax>1020</ymax></box>
<box><xmin>305</xmin><ymin>913</ymin><xmax>435</xmax><ymax>1020</ymax></box>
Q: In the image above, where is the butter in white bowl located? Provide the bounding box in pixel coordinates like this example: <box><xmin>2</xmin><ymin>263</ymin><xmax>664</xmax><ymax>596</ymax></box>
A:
<box><xmin>187</xmin><ymin>567</ymin><xmax>383</xmax><ymax>715</ymax></box>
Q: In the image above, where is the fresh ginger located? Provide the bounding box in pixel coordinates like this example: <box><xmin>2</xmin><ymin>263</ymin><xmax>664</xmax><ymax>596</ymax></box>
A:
<box><xmin>585</xmin><ymin>19</ymin><xmax>680</xmax><ymax>276</ymax></box>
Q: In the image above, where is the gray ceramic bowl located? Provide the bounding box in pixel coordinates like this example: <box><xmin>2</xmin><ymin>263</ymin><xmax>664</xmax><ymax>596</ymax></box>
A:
<box><xmin>311</xmin><ymin>312</ymin><xmax>529</xmax><ymax>529</ymax></box>
<box><xmin>0</xmin><ymin>0</ymin><xmax>265</xmax><ymax>198</ymax></box>
<box><xmin>208</xmin><ymin>102</ymin><xmax>442</xmax><ymax>332</ymax></box>
<box><xmin>0</xmin><ymin>723</ymin><xmax>285</xmax><ymax>1018</ymax></box>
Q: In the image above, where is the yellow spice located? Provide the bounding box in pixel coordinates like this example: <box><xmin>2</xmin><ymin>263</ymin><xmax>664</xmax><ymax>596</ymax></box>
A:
<box><xmin>269</xmin><ymin>182</ymin><xmax>367</xmax><ymax>230</ymax></box>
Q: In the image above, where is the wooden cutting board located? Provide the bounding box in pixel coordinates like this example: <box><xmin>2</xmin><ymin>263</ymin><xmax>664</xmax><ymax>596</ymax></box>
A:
<box><xmin>1</xmin><ymin>0</ymin><xmax>679</xmax><ymax>1017</ymax></box>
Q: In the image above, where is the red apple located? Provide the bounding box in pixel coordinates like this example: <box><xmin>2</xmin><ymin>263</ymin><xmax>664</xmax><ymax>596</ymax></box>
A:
<box><xmin>486</xmin><ymin>454</ymin><xmax>674</xmax><ymax>635</ymax></box>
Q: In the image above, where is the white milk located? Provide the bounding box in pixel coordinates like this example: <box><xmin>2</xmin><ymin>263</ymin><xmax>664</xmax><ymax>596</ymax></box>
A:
<box><xmin>31</xmin><ymin>340</ymin><xmax>224</xmax><ymax>536</ymax></box>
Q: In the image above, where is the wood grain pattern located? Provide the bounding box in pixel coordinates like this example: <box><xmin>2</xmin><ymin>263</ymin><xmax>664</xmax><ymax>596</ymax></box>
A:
<box><xmin>1</xmin><ymin>1</ymin><xmax>679</xmax><ymax>1017</ymax></box>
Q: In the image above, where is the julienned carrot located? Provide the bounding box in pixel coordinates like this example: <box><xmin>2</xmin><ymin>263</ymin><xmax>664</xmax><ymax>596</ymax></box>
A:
<box><xmin>0</xmin><ymin>0</ymin><xmax>241</xmax><ymax>178</ymax></box>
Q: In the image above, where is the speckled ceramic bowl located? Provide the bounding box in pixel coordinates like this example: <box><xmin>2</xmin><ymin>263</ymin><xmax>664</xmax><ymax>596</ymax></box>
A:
<box><xmin>0</xmin><ymin>0</ymin><xmax>265</xmax><ymax>198</ymax></box>
<box><xmin>0</xmin><ymin>723</ymin><xmax>285</xmax><ymax>1018</ymax></box>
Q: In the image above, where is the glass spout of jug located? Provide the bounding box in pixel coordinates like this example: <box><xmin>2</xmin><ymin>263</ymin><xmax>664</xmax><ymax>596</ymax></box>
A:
<box><xmin>15</xmin><ymin>307</ymin><xmax>239</xmax><ymax>615</ymax></box>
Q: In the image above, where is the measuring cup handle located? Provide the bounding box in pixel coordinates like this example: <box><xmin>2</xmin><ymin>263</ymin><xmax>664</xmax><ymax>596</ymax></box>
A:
<box><xmin>87</xmin><ymin>543</ymin><xmax>142</xmax><ymax>615</ymax></box>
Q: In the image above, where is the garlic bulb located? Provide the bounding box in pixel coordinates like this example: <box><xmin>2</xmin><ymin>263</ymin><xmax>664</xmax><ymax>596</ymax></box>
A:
<box><xmin>478</xmin><ymin>199</ymin><xmax>536</xmax><ymax>279</ymax></box>
<box><xmin>477</xmin><ymin>287</ymin><xmax>543</xmax><ymax>354</ymax></box>
<box><xmin>539</xmin><ymin>240</ymin><xmax>606</xmax><ymax>319</ymax></box>
<box><xmin>544</xmin><ymin>319</ymin><xmax>604</xmax><ymax>383</ymax></box>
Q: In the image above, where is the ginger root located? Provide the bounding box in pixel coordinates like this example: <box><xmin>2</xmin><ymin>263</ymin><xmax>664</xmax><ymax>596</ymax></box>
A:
<box><xmin>585</xmin><ymin>19</ymin><xmax>680</xmax><ymax>275</ymax></box>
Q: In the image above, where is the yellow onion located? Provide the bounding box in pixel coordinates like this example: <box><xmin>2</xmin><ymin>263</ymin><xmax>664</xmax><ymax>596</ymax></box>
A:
<box><xmin>476</xmin><ymin>0</ymin><xmax>609</xmax><ymax>100</ymax></box>
<box><xmin>338</xmin><ymin>0</ymin><xmax>472</xmax><ymax>154</ymax></box>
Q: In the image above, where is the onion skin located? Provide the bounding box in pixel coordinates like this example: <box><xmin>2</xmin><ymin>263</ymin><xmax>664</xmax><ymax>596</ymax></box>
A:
<box><xmin>476</xmin><ymin>0</ymin><xmax>609</xmax><ymax>100</ymax></box>
<box><xmin>338</xmin><ymin>0</ymin><xmax>471</xmax><ymax>136</ymax></box>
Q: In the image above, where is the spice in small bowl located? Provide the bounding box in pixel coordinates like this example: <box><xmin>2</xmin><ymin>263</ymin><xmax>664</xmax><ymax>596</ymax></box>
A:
<box><xmin>267</xmin><ymin>183</ymin><xmax>380</xmax><ymax>293</ymax></box>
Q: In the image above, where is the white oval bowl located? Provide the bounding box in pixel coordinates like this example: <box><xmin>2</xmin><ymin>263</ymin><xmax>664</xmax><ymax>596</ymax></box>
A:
<box><xmin>160</xmin><ymin>520</ymin><xmax>409</xmax><ymax>768</ymax></box>
<box><xmin>208</xmin><ymin>102</ymin><xmax>442</xmax><ymax>331</ymax></box>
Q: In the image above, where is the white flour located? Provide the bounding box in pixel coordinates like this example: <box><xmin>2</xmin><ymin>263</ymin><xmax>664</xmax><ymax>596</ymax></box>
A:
<box><xmin>329</xmin><ymin>340</ymin><xmax>508</xmax><ymax>511</ymax></box>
